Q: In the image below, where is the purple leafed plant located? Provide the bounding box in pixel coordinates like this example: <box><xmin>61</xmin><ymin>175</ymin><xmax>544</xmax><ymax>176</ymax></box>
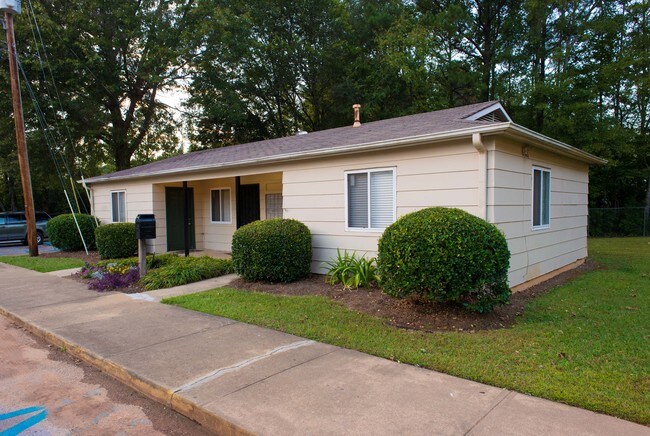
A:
<box><xmin>88</xmin><ymin>267</ymin><xmax>140</xmax><ymax>291</ymax></box>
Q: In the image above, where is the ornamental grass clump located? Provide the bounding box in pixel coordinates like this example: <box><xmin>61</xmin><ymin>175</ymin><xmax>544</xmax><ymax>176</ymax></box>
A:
<box><xmin>377</xmin><ymin>207</ymin><xmax>511</xmax><ymax>313</ymax></box>
<box><xmin>140</xmin><ymin>257</ymin><xmax>234</xmax><ymax>290</ymax></box>
<box><xmin>325</xmin><ymin>249</ymin><xmax>379</xmax><ymax>289</ymax></box>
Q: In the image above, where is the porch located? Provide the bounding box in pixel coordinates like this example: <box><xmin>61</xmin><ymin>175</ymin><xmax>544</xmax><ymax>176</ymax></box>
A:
<box><xmin>150</xmin><ymin>171</ymin><xmax>283</xmax><ymax>255</ymax></box>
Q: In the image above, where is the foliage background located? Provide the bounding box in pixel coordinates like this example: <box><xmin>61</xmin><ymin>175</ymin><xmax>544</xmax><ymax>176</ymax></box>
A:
<box><xmin>0</xmin><ymin>0</ymin><xmax>648</xmax><ymax>215</ymax></box>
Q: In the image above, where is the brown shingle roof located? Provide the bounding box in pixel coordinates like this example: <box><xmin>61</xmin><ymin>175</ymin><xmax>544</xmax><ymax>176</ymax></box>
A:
<box><xmin>84</xmin><ymin>101</ymin><xmax>603</xmax><ymax>183</ymax></box>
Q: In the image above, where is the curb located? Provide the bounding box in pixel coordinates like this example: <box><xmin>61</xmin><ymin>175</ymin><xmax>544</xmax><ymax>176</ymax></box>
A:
<box><xmin>0</xmin><ymin>306</ymin><xmax>253</xmax><ymax>436</ymax></box>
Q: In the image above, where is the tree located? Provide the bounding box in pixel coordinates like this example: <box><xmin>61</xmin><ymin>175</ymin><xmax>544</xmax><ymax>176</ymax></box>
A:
<box><xmin>33</xmin><ymin>0</ymin><xmax>190</xmax><ymax>170</ymax></box>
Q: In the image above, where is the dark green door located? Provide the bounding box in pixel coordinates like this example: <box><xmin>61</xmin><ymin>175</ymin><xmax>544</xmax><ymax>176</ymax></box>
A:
<box><xmin>237</xmin><ymin>184</ymin><xmax>260</xmax><ymax>228</ymax></box>
<box><xmin>165</xmin><ymin>187</ymin><xmax>196</xmax><ymax>251</ymax></box>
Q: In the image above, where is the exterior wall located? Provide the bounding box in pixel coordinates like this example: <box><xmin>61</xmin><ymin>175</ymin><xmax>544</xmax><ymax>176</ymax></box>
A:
<box><xmin>90</xmin><ymin>180</ymin><xmax>157</xmax><ymax>251</ymax></box>
<box><xmin>89</xmin><ymin>134</ymin><xmax>591</xmax><ymax>289</ymax></box>
<box><xmin>489</xmin><ymin>138</ymin><xmax>590</xmax><ymax>286</ymax></box>
<box><xmin>281</xmin><ymin>139</ymin><xmax>482</xmax><ymax>272</ymax></box>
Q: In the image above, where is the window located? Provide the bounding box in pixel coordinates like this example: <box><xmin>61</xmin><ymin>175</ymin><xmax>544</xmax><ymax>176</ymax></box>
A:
<box><xmin>532</xmin><ymin>167</ymin><xmax>551</xmax><ymax>229</ymax></box>
<box><xmin>211</xmin><ymin>188</ymin><xmax>231</xmax><ymax>223</ymax></box>
<box><xmin>111</xmin><ymin>191</ymin><xmax>126</xmax><ymax>222</ymax></box>
<box><xmin>265</xmin><ymin>193</ymin><xmax>283</xmax><ymax>219</ymax></box>
<box><xmin>346</xmin><ymin>168</ymin><xmax>395</xmax><ymax>230</ymax></box>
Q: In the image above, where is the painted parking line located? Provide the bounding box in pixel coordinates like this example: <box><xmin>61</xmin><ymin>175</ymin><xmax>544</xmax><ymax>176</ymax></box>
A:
<box><xmin>0</xmin><ymin>406</ymin><xmax>48</xmax><ymax>435</ymax></box>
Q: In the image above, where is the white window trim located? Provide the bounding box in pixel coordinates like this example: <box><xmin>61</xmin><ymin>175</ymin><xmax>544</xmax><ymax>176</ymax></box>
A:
<box><xmin>110</xmin><ymin>190</ymin><xmax>127</xmax><ymax>223</ymax></box>
<box><xmin>210</xmin><ymin>187</ymin><xmax>233</xmax><ymax>224</ymax></box>
<box><xmin>344</xmin><ymin>167</ymin><xmax>397</xmax><ymax>232</ymax></box>
<box><xmin>531</xmin><ymin>166</ymin><xmax>551</xmax><ymax>231</ymax></box>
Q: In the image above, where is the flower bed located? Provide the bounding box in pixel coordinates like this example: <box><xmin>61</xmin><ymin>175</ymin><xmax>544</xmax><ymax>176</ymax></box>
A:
<box><xmin>77</xmin><ymin>255</ymin><xmax>233</xmax><ymax>292</ymax></box>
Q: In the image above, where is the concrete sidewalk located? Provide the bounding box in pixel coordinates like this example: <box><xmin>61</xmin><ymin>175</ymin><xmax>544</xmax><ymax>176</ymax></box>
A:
<box><xmin>0</xmin><ymin>263</ymin><xmax>647</xmax><ymax>435</ymax></box>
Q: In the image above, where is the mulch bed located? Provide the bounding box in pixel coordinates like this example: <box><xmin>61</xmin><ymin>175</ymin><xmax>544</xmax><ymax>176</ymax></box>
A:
<box><xmin>53</xmin><ymin>247</ymin><xmax>598</xmax><ymax>332</ymax></box>
<box><xmin>41</xmin><ymin>250</ymin><xmax>101</xmax><ymax>264</ymax></box>
<box><xmin>229</xmin><ymin>259</ymin><xmax>598</xmax><ymax>333</ymax></box>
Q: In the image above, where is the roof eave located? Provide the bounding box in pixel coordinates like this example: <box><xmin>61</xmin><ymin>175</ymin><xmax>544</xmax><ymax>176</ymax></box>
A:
<box><xmin>506</xmin><ymin>124</ymin><xmax>607</xmax><ymax>165</ymax></box>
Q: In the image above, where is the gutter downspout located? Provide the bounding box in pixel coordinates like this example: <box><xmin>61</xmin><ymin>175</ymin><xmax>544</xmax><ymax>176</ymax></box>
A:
<box><xmin>473</xmin><ymin>133</ymin><xmax>488</xmax><ymax>220</ymax></box>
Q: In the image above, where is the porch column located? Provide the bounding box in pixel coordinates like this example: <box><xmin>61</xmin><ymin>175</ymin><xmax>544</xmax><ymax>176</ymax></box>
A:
<box><xmin>183</xmin><ymin>181</ymin><xmax>190</xmax><ymax>257</ymax></box>
<box><xmin>235</xmin><ymin>176</ymin><xmax>241</xmax><ymax>228</ymax></box>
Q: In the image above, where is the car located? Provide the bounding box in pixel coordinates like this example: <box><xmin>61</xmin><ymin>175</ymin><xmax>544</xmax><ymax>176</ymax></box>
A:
<box><xmin>0</xmin><ymin>211</ymin><xmax>51</xmax><ymax>245</ymax></box>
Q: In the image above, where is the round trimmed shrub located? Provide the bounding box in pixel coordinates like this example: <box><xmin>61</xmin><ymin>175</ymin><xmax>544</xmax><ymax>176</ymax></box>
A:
<box><xmin>377</xmin><ymin>207</ymin><xmax>511</xmax><ymax>313</ymax></box>
<box><xmin>47</xmin><ymin>213</ymin><xmax>98</xmax><ymax>251</ymax></box>
<box><xmin>232</xmin><ymin>218</ymin><xmax>312</xmax><ymax>283</ymax></box>
<box><xmin>95</xmin><ymin>223</ymin><xmax>137</xmax><ymax>259</ymax></box>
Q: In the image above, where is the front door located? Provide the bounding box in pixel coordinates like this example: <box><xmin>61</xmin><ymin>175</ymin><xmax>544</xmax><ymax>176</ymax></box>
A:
<box><xmin>165</xmin><ymin>187</ymin><xmax>196</xmax><ymax>251</ymax></box>
<box><xmin>237</xmin><ymin>184</ymin><xmax>260</xmax><ymax>228</ymax></box>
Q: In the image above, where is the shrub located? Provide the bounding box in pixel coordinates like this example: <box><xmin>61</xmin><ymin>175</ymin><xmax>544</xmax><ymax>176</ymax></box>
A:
<box><xmin>325</xmin><ymin>250</ymin><xmax>378</xmax><ymax>289</ymax></box>
<box><xmin>47</xmin><ymin>213</ymin><xmax>98</xmax><ymax>251</ymax></box>
<box><xmin>377</xmin><ymin>207</ymin><xmax>511</xmax><ymax>313</ymax></box>
<box><xmin>95</xmin><ymin>223</ymin><xmax>137</xmax><ymax>259</ymax></box>
<box><xmin>141</xmin><ymin>256</ymin><xmax>234</xmax><ymax>290</ymax></box>
<box><xmin>232</xmin><ymin>218</ymin><xmax>312</xmax><ymax>283</ymax></box>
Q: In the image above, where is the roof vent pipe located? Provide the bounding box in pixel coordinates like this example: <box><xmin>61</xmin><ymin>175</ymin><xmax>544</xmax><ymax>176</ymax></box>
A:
<box><xmin>353</xmin><ymin>104</ymin><xmax>361</xmax><ymax>127</ymax></box>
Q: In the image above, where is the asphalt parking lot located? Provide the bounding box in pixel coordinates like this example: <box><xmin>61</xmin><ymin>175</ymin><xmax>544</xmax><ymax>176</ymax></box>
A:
<box><xmin>0</xmin><ymin>242</ymin><xmax>59</xmax><ymax>256</ymax></box>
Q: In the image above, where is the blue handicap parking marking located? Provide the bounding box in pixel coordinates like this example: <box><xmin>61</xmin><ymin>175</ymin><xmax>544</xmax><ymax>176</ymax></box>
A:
<box><xmin>0</xmin><ymin>406</ymin><xmax>48</xmax><ymax>435</ymax></box>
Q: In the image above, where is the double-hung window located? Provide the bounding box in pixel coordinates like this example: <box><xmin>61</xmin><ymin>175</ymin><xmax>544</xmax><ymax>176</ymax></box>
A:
<box><xmin>111</xmin><ymin>191</ymin><xmax>126</xmax><ymax>222</ymax></box>
<box><xmin>346</xmin><ymin>168</ymin><xmax>395</xmax><ymax>231</ymax></box>
<box><xmin>211</xmin><ymin>188</ymin><xmax>232</xmax><ymax>223</ymax></box>
<box><xmin>532</xmin><ymin>167</ymin><xmax>551</xmax><ymax>229</ymax></box>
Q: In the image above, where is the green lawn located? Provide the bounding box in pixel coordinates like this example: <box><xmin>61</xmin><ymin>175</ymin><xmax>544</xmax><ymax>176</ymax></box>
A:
<box><xmin>0</xmin><ymin>255</ymin><xmax>85</xmax><ymax>272</ymax></box>
<box><xmin>164</xmin><ymin>238</ymin><xmax>650</xmax><ymax>424</ymax></box>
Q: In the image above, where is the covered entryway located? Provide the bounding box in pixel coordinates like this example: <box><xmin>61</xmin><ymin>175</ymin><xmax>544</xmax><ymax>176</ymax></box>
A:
<box><xmin>165</xmin><ymin>187</ymin><xmax>196</xmax><ymax>251</ymax></box>
<box><xmin>236</xmin><ymin>181</ymin><xmax>260</xmax><ymax>228</ymax></box>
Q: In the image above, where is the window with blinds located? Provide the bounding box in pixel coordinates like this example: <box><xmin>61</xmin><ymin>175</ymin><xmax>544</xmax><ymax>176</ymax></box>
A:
<box><xmin>111</xmin><ymin>191</ymin><xmax>126</xmax><ymax>222</ymax></box>
<box><xmin>265</xmin><ymin>193</ymin><xmax>283</xmax><ymax>219</ymax></box>
<box><xmin>211</xmin><ymin>188</ymin><xmax>232</xmax><ymax>223</ymax></box>
<box><xmin>346</xmin><ymin>169</ymin><xmax>395</xmax><ymax>230</ymax></box>
<box><xmin>532</xmin><ymin>167</ymin><xmax>551</xmax><ymax>228</ymax></box>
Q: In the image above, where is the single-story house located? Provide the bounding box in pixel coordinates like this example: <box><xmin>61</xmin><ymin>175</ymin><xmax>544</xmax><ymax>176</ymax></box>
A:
<box><xmin>83</xmin><ymin>101</ymin><xmax>605</xmax><ymax>289</ymax></box>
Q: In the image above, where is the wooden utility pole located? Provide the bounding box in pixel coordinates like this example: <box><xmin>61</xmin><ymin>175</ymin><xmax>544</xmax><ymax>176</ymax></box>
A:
<box><xmin>4</xmin><ymin>8</ymin><xmax>39</xmax><ymax>256</ymax></box>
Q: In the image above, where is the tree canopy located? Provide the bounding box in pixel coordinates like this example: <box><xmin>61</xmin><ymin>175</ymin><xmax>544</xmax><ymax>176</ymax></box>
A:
<box><xmin>0</xmin><ymin>0</ymin><xmax>648</xmax><ymax>214</ymax></box>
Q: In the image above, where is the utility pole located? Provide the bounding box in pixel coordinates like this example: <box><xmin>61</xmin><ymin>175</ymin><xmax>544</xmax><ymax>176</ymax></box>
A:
<box><xmin>2</xmin><ymin>1</ymin><xmax>38</xmax><ymax>256</ymax></box>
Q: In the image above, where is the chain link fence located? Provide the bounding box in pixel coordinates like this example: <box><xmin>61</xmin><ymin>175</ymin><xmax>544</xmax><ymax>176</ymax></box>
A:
<box><xmin>588</xmin><ymin>207</ymin><xmax>649</xmax><ymax>237</ymax></box>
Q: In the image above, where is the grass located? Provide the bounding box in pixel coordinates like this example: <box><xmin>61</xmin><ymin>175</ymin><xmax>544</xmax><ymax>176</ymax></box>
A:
<box><xmin>164</xmin><ymin>238</ymin><xmax>650</xmax><ymax>424</ymax></box>
<box><xmin>0</xmin><ymin>255</ymin><xmax>85</xmax><ymax>272</ymax></box>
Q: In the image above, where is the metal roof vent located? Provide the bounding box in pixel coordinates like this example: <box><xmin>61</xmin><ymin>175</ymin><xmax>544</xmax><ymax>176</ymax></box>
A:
<box><xmin>477</xmin><ymin>110</ymin><xmax>508</xmax><ymax>122</ymax></box>
<box><xmin>353</xmin><ymin>104</ymin><xmax>361</xmax><ymax>127</ymax></box>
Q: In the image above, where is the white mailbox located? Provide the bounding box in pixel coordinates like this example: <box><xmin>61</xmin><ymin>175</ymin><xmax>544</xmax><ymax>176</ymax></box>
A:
<box><xmin>0</xmin><ymin>0</ymin><xmax>21</xmax><ymax>14</ymax></box>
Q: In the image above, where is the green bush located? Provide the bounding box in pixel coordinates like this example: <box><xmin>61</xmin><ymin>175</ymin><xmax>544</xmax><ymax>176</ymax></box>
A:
<box><xmin>377</xmin><ymin>207</ymin><xmax>511</xmax><ymax>313</ymax></box>
<box><xmin>141</xmin><ymin>257</ymin><xmax>234</xmax><ymax>290</ymax></box>
<box><xmin>325</xmin><ymin>249</ymin><xmax>378</xmax><ymax>289</ymax></box>
<box><xmin>95</xmin><ymin>223</ymin><xmax>137</xmax><ymax>259</ymax></box>
<box><xmin>47</xmin><ymin>213</ymin><xmax>98</xmax><ymax>251</ymax></box>
<box><xmin>232</xmin><ymin>218</ymin><xmax>312</xmax><ymax>283</ymax></box>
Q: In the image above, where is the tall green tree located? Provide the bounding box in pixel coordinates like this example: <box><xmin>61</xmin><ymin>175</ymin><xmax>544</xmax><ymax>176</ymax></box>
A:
<box><xmin>33</xmin><ymin>0</ymin><xmax>190</xmax><ymax>170</ymax></box>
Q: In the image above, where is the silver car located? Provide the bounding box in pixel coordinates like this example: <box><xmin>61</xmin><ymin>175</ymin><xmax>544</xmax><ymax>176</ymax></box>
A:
<box><xmin>0</xmin><ymin>211</ymin><xmax>51</xmax><ymax>245</ymax></box>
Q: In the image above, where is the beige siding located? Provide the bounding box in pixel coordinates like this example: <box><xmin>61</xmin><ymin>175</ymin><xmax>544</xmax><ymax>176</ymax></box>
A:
<box><xmin>281</xmin><ymin>139</ymin><xmax>482</xmax><ymax>272</ymax></box>
<box><xmin>89</xmin><ymin>133</ymin><xmax>591</xmax><ymax>289</ymax></box>
<box><xmin>490</xmin><ymin>138</ymin><xmax>590</xmax><ymax>286</ymax></box>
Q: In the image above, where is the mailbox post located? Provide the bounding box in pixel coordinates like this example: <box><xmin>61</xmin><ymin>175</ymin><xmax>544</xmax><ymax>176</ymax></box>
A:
<box><xmin>135</xmin><ymin>214</ymin><xmax>156</xmax><ymax>276</ymax></box>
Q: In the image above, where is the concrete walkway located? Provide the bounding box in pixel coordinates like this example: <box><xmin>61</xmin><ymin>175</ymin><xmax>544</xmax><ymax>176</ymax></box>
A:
<box><xmin>0</xmin><ymin>263</ymin><xmax>647</xmax><ymax>436</ymax></box>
